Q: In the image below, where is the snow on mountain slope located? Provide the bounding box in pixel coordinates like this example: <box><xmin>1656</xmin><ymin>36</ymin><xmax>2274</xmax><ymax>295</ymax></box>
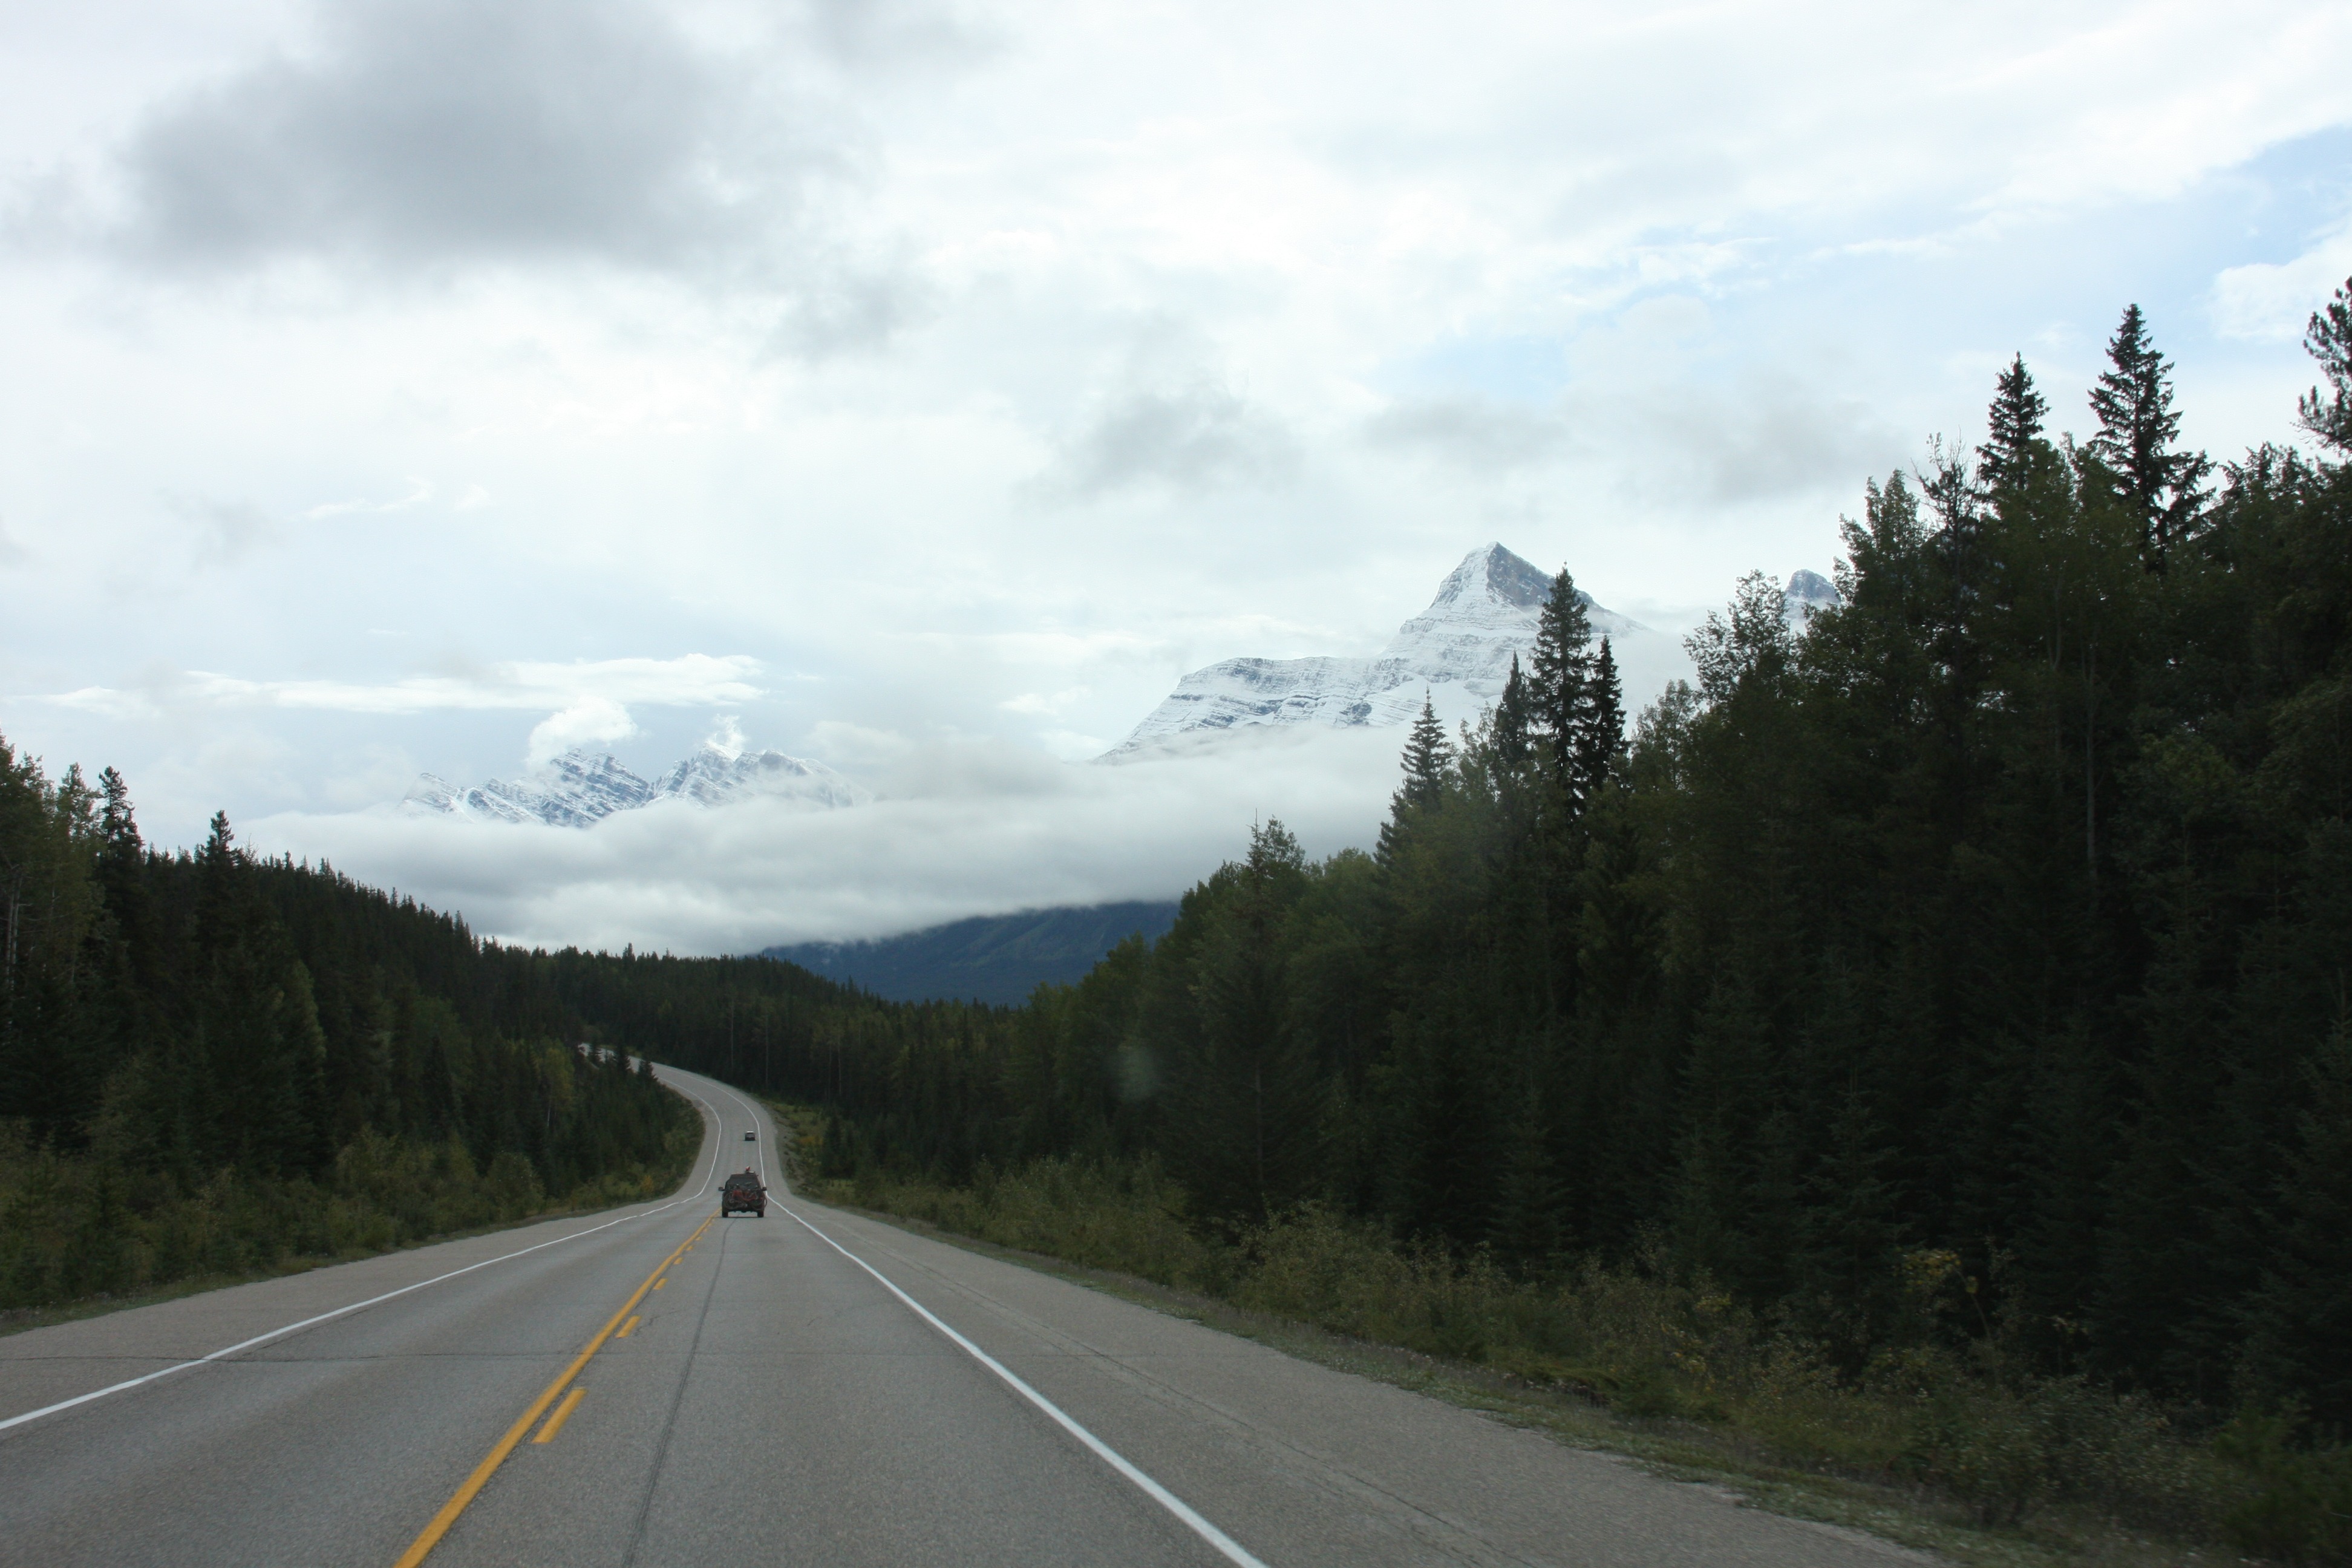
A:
<box><xmin>402</xmin><ymin>741</ymin><xmax>868</xmax><ymax>828</ymax></box>
<box><xmin>1109</xmin><ymin>543</ymin><xmax>1651</xmax><ymax>756</ymax></box>
<box><xmin>1783</xmin><ymin>569</ymin><xmax>1843</xmax><ymax>624</ymax></box>
<box><xmin>652</xmin><ymin>745</ymin><xmax>873</xmax><ymax>809</ymax></box>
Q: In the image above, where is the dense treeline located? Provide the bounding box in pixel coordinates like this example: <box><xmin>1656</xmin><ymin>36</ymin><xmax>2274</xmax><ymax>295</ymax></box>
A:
<box><xmin>0</xmin><ymin>766</ymin><xmax>692</xmax><ymax>1306</ymax></box>
<box><xmin>621</xmin><ymin>292</ymin><xmax>2351</xmax><ymax>1442</ymax></box>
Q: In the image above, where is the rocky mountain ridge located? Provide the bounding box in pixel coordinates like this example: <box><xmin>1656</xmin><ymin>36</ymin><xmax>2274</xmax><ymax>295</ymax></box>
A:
<box><xmin>1109</xmin><ymin>544</ymin><xmax>1842</xmax><ymax>757</ymax></box>
<box><xmin>403</xmin><ymin>742</ymin><xmax>869</xmax><ymax>828</ymax></box>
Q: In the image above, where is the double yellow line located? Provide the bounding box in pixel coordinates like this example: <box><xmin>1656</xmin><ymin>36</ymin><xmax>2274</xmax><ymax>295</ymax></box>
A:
<box><xmin>392</xmin><ymin>1210</ymin><xmax>718</xmax><ymax>1568</ymax></box>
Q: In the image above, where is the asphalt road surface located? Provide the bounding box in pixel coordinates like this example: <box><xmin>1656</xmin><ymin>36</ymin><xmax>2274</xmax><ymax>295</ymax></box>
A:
<box><xmin>0</xmin><ymin>1066</ymin><xmax>1929</xmax><ymax>1566</ymax></box>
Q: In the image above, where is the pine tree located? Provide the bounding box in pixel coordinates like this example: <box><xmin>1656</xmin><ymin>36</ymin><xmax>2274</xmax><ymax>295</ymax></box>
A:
<box><xmin>1400</xmin><ymin>693</ymin><xmax>1451</xmax><ymax>808</ymax></box>
<box><xmin>1488</xmin><ymin>1088</ymin><xmax>1564</xmax><ymax>1268</ymax></box>
<box><xmin>1573</xmin><ymin>637</ymin><xmax>1624</xmax><ymax>803</ymax></box>
<box><xmin>2235</xmin><ymin>1022</ymin><xmax>2352</xmax><ymax>1426</ymax></box>
<box><xmin>2086</xmin><ymin>304</ymin><xmax>2210</xmax><ymax>567</ymax></box>
<box><xmin>1494</xmin><ymin>655</ymin><xmax>1533</xmax><ymax>769</ymax></box>
<box><xmin>1977</xmin><ymin>354</ymin><xmax>2048</xmax><ymax>492</ymax></box>
<box><xmin>1379</xmin><ymin>695</ymin><xmax>1455</xmax><ymax>863</ymax></box>
<box><xmin>2296</xmin><ymin>274</ymin><xmax>2352</xmax><ymax>452</ymax></box>
<box><xmin>1530</xmin><ymin>569</ymin><xmax>1595</xmax><ymax>795</ymax></box>
<box><xmin>1163</xmin><ymin>821</ymin><xmax>1321</xmax><ymax>1225</ymax></box>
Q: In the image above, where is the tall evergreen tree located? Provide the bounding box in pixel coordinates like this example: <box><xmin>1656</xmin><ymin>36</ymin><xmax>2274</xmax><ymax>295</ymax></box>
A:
<box><xmin>2086</xmin><ymin>304</ymin><xmax>2209</xmax><ymax>567</ymax></box>
<box><xmin>1530</xmin><ymin>569</ymin><xmax>1595</xmax><ymax>797</ymax></box>
<box><xmin>1573</xmin><ymin>637</ymin><xmax>1625</xmax><ymax>803</ymax></box>
<box><xmin>2296</xmin><ymin>273</ymin><xmax>2352</xmax><ymax>452</ymax></box>
<box><xmin>1399</xmin><ymin>693</ymin><xmax>1451</xmax><ymax>808</ymax></box>
<box><xmin>1379</xmin><ymin>694</ymin><xmax>1455</xmax><ymax>865</ymax></box>
<box><xmin>1494</xmin><ymin>655</ymin><xmax>1533</xmax><ymax>769</ymax></box>
<box><xmin>1977</xmin><ymin>353</ymin><xmax>2048</xmax><ymax>492</ymax></box>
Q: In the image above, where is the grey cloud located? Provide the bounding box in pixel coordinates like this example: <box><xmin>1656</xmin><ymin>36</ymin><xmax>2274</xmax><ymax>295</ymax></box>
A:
<box><xmin>1623</xmin><ymin>376</ymin><xmax>1905</xmax><ymax>506</ymax></box>
<box><xmin>1367</xmin><ymin>377</ymin><xmax>1903</xmax><ymax>505</ymax></box>
<box><xmin>766</xmin><ymin>261</ymin><xmax>935</xmax><ymax>360</ymax></box>
<box><xmin>1045</xmin><ymin>385</ymin><xmax>1301</xmax><ymax>501</ymax></box>
<box><xmin>106</xmin><ymin>0</ymin><xmax>820</xmax><ymax>274</ymax></box>
<box><xmin>183</xmin><ymin>498</ymin><xmax>280</xmax><ymax>567</ymax></box>
<box><xmin>1364</xmin><ymin>397</ymin><xmax>1571</xmax><ymax>471</ymax></box>
<box><xmin>801</xmin><ymin>0</ymin><xmax>998</xmax><ymax>73</ymax></box>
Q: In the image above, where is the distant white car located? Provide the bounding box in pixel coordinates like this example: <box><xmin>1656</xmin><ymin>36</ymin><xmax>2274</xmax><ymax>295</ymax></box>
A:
<box><xmin>743</xmin><ymin>1129</ymin><xmax>756</xmax><ymax>1141</ymax></box>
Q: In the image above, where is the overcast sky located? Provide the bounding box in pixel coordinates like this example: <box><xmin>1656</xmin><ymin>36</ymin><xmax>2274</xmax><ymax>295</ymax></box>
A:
<box><xmin>4</xmin><ymin>0</ymin><xmax>2349</xmax><ymax>950</ymax></box>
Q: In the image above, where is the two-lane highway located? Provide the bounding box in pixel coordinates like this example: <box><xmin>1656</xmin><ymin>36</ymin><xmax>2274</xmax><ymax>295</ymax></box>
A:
<box><xmin>0</xmin><ymin>1069</ymin><xmax>1927</xmax><ymax>1566</ymax></box>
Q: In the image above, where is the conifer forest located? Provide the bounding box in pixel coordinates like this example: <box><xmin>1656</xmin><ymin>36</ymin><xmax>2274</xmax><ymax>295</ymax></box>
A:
<box><xmin>4</xmin><ymin>285</ymin><xmax>2347</xmax><ymax>1479</ymax></box>
<box><xmin>0</xmin><ymin>778</ymin><xmax>694</xmax><ymax>1307</ymax></box>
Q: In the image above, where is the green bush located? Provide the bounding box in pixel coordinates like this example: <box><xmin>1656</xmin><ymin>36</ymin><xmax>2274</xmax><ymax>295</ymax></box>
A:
<box><xmin>0</xmin><ymin>1109</ymin><xmax>698</xmax><ymax>1313</ymax></box>
<box><xmin>2213</xmin><ymin>1413</ymin><xmax>2352</xmax><ymax>1564</ymax></box>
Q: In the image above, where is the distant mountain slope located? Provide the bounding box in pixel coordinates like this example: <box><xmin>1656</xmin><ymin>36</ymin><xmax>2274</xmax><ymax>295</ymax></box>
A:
<box><xmin>761</xmin><ymin>901</ymin><xmax>1181</xmax><ymax>1005</ymax></box>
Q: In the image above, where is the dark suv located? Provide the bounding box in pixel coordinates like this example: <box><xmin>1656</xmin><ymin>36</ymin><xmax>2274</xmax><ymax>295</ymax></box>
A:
<box><xmin>720</xmin><ymin>1171</ymin><xmax>766</xmax><ymax>1218</ymax></box>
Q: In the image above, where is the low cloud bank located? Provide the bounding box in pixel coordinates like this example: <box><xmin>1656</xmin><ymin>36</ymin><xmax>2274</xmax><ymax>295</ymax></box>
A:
<box><xmin>249</xmin><ymin>726</ymin><xmax>1408</xmax><ymax>956</ymax></box>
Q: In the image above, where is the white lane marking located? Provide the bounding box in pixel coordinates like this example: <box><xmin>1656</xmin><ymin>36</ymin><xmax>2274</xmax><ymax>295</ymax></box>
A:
<box><xmin>0</xmin><ymin>1086</ymin><xmax>733</xmax><ymax>1437</ymax></box>
<box><xmin>777</xmin><ymin>1201</ymin><xmax>1271</xmax><ymax>1568</ymax></box>
<box><xmin>696</xmin><ymin>1076</ymin><xmax>1267</xmax><ymax>1561</ymax></box>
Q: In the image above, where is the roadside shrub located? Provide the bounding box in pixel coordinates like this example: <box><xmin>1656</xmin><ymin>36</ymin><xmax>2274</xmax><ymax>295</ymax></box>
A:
<box><xmin>0</xmin><ymin>1109</ymin><xmax>699</xmax><ymax>1314</ymax></box>
<box><xmin>827</xmin><ymin>1147</ymin><xmax>2339</xmax><ymax>1558</ymax></box>
<box><xmin>2213</xmin><ymin>1413</ymin><xmax>2352</xmax><ymax>1564</ymax></box>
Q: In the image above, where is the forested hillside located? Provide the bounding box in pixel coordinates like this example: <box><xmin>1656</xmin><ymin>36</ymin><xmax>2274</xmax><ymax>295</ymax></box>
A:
<box><xmin>762</xmin><ymin>900</ymin><xmax>1181</xmax><ymax>1004</ymax></box>
<box><xmin>599</xmin><ymin>293</ymin><xmax>2351</xmax><ymax>1445</ymax></box>
<box><xmin>0</xmin><ymin>770</ymin><xmax>693</xmax><ymax>1308</ymax></box>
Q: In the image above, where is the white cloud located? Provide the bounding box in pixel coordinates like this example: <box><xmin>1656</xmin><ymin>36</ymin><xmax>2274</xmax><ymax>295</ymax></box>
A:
<box><xmin>304</xmin><ymin>477</ymin><xmax>434</xmax><ymax>518</ymax></box>
<box><xmin>2212</xmin><ymin>216</ymin><xmax>2352</xmax><ymax>342</ymax></box>
<box><xmin>250</xmin><ymin>725</ymin><xmax>1406</xmax><ymax>953</ymax></box>
<box><xmin>38</xmin><ymin>655</ymin><xmax>765</xmax><ymax>721</ymax></box>
<box><xmin>999</xmin><ymin>687</ymin><xmax>1087</xmax><ymax>716</ymax></box>
<box><xmin>525</xmin><ymin>695</ymin><xmax>639</xmax><ymax>766</ymax></box>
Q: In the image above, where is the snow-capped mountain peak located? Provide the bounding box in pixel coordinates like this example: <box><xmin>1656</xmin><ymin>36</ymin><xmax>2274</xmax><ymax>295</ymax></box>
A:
<box><xmin>402</xmin><ymin>741</ymin><xmax>868</xmax><ymax>828</ymax></box>
<box><xmin>652</xmin><ymin>743</ymin><xmax>872</xmax><ymax>809</ymax></box>
<box><xmin>1425</xmin><ymin>540</ymin><xmax>1555</xmax><ymax>617</ymax></box>
<box><xmin>1783</xmin><ymin>569</ymin><xmax>1843</xmax><ymax>624</ymax></box>
<box><xmin>1108</xmin><ymin>543</ymin><xmax>1650</xmax><ymax>756</ymax></box>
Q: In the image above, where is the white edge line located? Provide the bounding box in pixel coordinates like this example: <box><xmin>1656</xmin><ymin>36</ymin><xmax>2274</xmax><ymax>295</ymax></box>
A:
<box><xmin>725</xmin><ymin>1077</ymin><xmax>1263</xmax><ymax>1568</ymax></box>
<box><xmin>779</xmin><ymin>1206</ymin><xmax>1269</xmax><ymax>1568</ymax></box>
<box><xmin>0</xmin><ymin>1073</ymin><xmax>730</xmax><ymax>1439</ymax></box>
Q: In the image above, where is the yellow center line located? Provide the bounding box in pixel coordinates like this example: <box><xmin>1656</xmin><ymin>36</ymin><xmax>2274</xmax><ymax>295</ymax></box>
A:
<box><xmin>531</xmin><ymin>1387</ymin><xmax>586</xmax><ymax>1445</ymax></box>
<box><xmin>391</xmin><ymin>1210</ymin><xmax>719</xmax><ymax>1568</ymax></box>
<box><xmin>616</xmin><ymin>1315</ymin><xmax>641</xmax><ymax>1339</ymax></box>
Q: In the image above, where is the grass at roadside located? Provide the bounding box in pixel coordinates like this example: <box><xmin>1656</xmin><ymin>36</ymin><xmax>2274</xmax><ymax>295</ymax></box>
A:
<box><xmin>767</xmin><ymin>1112</ymin><xmax>2345</xmax><ymax>1567</ymax></box>
<box><xmin>0</xmin><ymin>1097</ymin><xmax>703</xmax><ymax>1334</ymax></box>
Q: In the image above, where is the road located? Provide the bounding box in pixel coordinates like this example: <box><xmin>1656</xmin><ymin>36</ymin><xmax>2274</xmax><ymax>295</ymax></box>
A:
<box><xmin>0</xmin><ymin>1066</ymin><xmax>1927</xmax><ymax>1566</ymax></box>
